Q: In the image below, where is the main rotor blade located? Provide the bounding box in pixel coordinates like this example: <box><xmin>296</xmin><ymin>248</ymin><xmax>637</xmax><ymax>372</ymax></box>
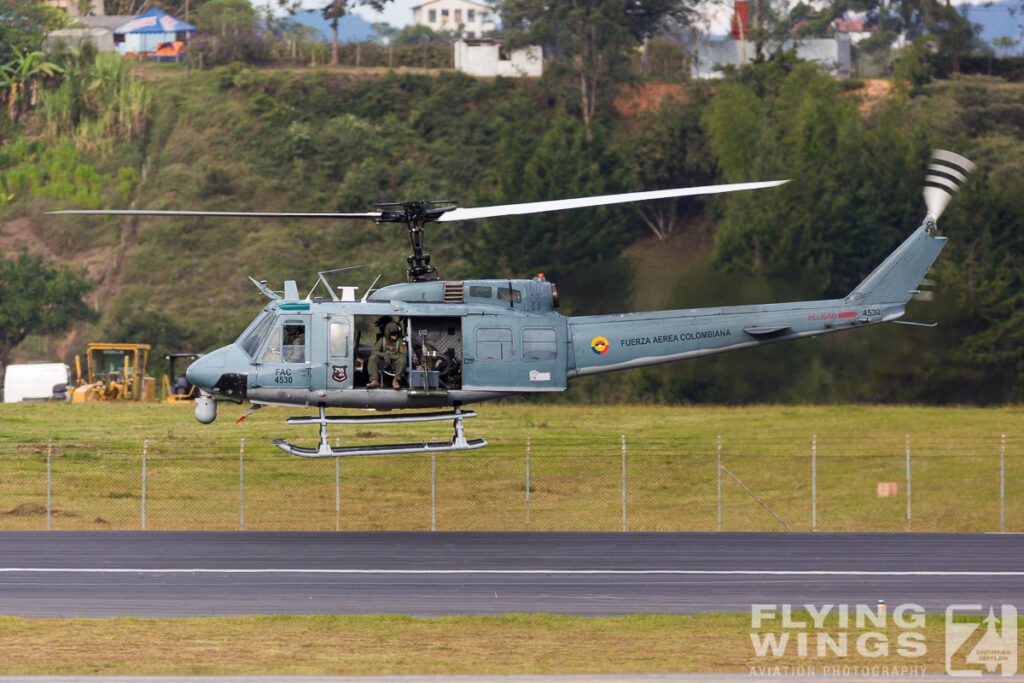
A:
<box><xmin>436</xmin><ymin>180</ymin><xmax>790</xmax><ymax>222</ymax></box>
<box><xmin>47</xmin><ymin>209</ymin><xmax>384</xmax><ymax>220</ymax></box>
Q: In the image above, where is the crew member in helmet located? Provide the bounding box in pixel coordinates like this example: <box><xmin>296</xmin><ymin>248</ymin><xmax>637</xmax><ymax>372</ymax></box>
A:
<box><xmin>367</xmin><ymin>321</ymin><xmax>408</xmax><ymax>389</ymax></box>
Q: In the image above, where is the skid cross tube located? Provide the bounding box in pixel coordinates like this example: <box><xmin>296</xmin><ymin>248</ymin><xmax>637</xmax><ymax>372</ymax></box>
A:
<box><xmin>272</xmin><ymin>405</ymin><xmax>486</xmax><ymax>458</ymax></box>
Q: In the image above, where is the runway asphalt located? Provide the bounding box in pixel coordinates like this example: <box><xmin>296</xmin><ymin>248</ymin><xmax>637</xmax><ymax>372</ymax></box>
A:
<box><xmin>0</xmin><ymin>531</ymin><xmax>1021</xmax><ymax>617</ymax></box>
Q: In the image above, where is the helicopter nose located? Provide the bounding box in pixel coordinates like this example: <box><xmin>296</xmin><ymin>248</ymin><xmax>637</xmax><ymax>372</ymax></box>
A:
<box><xmin>185</xmin><ymin>348</ymin><xmax>226</xmax><ymax>391</ymax></box>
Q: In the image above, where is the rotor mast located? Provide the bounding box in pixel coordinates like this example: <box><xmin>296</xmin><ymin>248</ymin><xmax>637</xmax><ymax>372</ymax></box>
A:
<box><xmin>374</xmin><ymin>200</ymin><xmax>456</xmax><ymax>282</ymax></box>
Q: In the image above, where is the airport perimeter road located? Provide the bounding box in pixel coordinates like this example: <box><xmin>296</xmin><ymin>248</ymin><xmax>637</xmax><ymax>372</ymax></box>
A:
<box><xmin>0</xmin><ymin>532</ymin><xmax>1021</xmax><ymax>617</ymax></box>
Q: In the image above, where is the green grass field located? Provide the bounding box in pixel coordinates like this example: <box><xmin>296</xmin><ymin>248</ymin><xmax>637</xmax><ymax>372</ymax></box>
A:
<box><xmin>0</xmin><ymin>402</ymin><xmax>1019</xmax><ymax>532</ymax></box>
<box><xmin>2</xmin><ymin>612</ymin><xmax>1016</xmax><ymax>675</ymax></box>
<box><xmin>1</xmin><ymin>403</ymin><xmax>1021</xmax><ymax>675</ymax></box>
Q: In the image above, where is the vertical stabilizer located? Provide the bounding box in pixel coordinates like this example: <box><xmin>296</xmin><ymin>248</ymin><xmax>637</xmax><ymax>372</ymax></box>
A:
<box><xmin>847</xmin><ymin>150</ymin><xmax>974</xmax><ymax>306</ymax></box>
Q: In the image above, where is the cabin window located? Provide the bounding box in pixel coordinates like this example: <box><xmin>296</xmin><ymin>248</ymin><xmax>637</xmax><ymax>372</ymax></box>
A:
<box><xmin>239</xmin><ymin>313</ymin><xmax>274</xmax><ymax>358</ymax></box>
<box><xmin>329</xmin><ymin>321</ymin><xmax>349</xmax><ymax>358</ymax></box>
<box><xmin>497</xmin><ymin>287</ymin><xmax>522</xmax><ymax>303</ymax></box>
<box><xmin>428</xmin><ymin>9</ymin><xmax>436</xmax><ymax>22</ymax></box>
<box><xmin>469</xmin><ymin>285</ymin><xmax>492</xmax><ymax>298</ymax></box>
<box><xmin>454</xmin><ymin>9</ymin><xmax>462</xmax><ymax>22</ymax></box>
<box><xmin>441</xmin><ymin>8</ymin><xmax>449</xmax><ymax>20</ymax></box>
<box><xmin>475</xmin><ymin>327</ymin><xmax>513</xmax><ymax>361</ymax></box>
<box><xmin>523</xmin><ymin>328</ymin><xmax>557</xmax><ymax>360</ymax></box>
<box><xmin>467</xmin><ymin>9</ymin><xmax>475</xmax><ymax>21</ymax></box>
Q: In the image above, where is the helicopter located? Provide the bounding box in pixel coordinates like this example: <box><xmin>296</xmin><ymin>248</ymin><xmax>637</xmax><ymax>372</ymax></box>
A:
<box><xmin>51</xmin><ymin>150</ymin><xmax>974</xmax><ymax>457</ymax></box>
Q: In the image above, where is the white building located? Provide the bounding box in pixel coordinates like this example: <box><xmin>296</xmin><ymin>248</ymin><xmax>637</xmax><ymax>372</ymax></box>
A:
<box><xmin>691</xmin><ymin>36</ymin><xmax>852</xmax><ymax>79</ymax></box>
<box><xmin>412</xmin><ymin>0</ymin><xmax>495</xmax><ymax>38</ymax></box>
<box><xmin>454</xmin><ymin>38</ymin><xmax>542</xmax><ymax>77</ymax></box>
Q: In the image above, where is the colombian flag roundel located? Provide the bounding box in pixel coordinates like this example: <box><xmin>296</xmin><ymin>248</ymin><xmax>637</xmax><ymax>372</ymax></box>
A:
<box><xmin>590</xmin><ymin>336</ymin><xmax>609</xmax><ymax>355</ymax></box>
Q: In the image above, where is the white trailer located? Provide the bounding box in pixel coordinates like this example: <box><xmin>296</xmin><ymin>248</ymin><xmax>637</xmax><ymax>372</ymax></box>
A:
<box><xmin>3</xmin><ymin>363</ymin><xmax>72</xmax><ymax>403</ymax></box>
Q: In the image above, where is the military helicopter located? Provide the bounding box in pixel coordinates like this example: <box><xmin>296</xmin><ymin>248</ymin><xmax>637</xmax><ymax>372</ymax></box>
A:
<box><xmin>52</xmin><ymin>150</ymin><xmax>974</xmax><ymax>457</ymax></box>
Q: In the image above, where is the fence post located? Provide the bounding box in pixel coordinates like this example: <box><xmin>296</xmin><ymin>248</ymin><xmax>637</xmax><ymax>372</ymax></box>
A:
<box><xmin>621</xmin><ymin>434</ymin><xmax>627</xmax><ymax>532</ymax></box>
<box><xmin>526</xmin><ymin>437</ymin><xmax>531</xmax><ymax>531</ymax></box>
<box><xmin>46</xmin><ymin>438</ymin><xmax>52</xmax><ymax>532</ymax></box>
<box><xmin>239</xmin><ymin>437</ymin><xmax>245</xmax><ymax>531</ymax></box>
<box><xmin>717</xmin><ymin>435</ymin><xmax>722</xmax><ymax>532</ymax></box>
<box><xmin>905</xmin><ymin>434</ymin><xmax>911</xmax><ymax>532</ymax></box>
<box><xmin>142</xmin><ymin>439</ymin><xmax>148</xmax><ymax>530</ymax></box>
<box><xmin>431</xmin><ymin>454</ymin><xmax>436</xmax><ymax>531</ymax></box>
<box><xmin>812</xmin><ymin>434</ymin><xmax>817</xmax><ymax>532</ymax></box>
<box><xmin>1000</xmin><ymin>434</ymin><xmax>1006</xmax><ymax>533</ymax></box>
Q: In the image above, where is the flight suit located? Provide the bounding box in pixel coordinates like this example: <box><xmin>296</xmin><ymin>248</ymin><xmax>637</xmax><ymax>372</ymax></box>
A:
<box><xmin>368</xmin><ymin>335</ymin><xmax>408</xmax><ymax>387</ymax></box>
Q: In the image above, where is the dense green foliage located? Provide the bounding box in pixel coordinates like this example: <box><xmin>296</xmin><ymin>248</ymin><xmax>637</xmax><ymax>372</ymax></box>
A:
<box><xmin>625</xmin><ymin>63</ymin><xmax>1024</xmax><ymax>404</ymax></box>
<box><xmin>501</xmin><ymin>0</ymin><xmax>685</xmax><ymax>130</ymax></box>
<box><xmin>0</xmin><ymin>250</ymin><xmax>97</xmax><ymax>377</ymax></box>
<box><xmin>0</xmin><ymin>0</ymin><xmax>69</xmax><ymax>66</ymax></box>
<box><xmin>1</xmin><ymin>43</ymin><xmax>1022</xmax><ymax>403</ymax></box>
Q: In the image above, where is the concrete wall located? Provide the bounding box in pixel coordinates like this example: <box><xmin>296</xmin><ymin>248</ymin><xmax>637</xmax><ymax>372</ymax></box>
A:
<box><xmin>453</xmin><ymin>40</ymin><xmax>542</xmax><ymax>78</ymax></box>
<box><xmin>47</xmin><ymin>27</ymin><xmax>116</xmax><ymax>51</ymax></box>
<box><xmin>691</xmin><ymin>36</ymin><xmax>852</xmax><ymax>79</ymax></box>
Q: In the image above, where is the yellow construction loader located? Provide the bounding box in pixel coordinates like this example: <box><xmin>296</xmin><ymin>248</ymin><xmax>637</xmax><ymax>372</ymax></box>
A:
<box><xmin>71</xmin><ymin>343</ymin><xmax>157</xmax><ymax>403</ymax></box>
<box><xmin>162</xmin><ymin>353</ymin><xmax>201</xmax><ymax>403</ymax></box>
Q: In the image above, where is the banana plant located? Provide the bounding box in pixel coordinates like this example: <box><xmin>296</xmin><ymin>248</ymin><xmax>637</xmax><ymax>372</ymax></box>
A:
<box><xmin>3</xmin><ymin>47</ymin><xmax>64</xmax><ymax>122</ymax></box>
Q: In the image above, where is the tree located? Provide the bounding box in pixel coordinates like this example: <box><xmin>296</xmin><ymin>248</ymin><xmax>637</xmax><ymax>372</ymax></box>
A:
<box><xmin>193</xmin><ymin>0</ymin><xmax>260</xmax><ymax>36</ymax></box>
<box><xmin>0</xmin><ymin>251</ymin><xmax>98</xmax><ymax>386</ymax></box>
<box><xmin>500</xmin><ymin>0</ymin><xmax>687</xmax><ymax>133</ymax></box>
<box><xmin>391</xmin><ymin>23</ymin><xmax>458</xmax><ymax>45</ymax></box>
<box><xmin>870</xmin><ymin>0</ymin><xmax>979</xmax><ymax>73</ymax></box>
<box><xmin>618</xmin><ymin>88</ymin><xmax>716</xmax><ymax>241</ymax></box>
<box><xmin>0</xmin><ymin>0</ymin><xmax>69</xmax><ymax>65</ymax></box>
<box><xmin>277</xmin><ymin>0</ymin><xmax>391</xmax><ymax>65</ymax></box>
<box><xmin>469</xmin><ymin>109</ymin><xmax>635</xmax><ymax>314</ymax></box>
<box><xmin>2</xmin><ymin>47</ymin><xmax>63</xmax><ymax>123</ymax></box>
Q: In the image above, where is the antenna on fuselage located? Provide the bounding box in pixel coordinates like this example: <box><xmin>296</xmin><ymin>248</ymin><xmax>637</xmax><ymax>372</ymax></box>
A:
<box><xmin>249</xmin><ymin>276</ymin><xmax>282</xmax><ymax>300</ymax></box>
<box><xmin>361</xmin><ymin>274</ymin><xmax>383</xmax><ymax>303</ymax></box>
<box><xmin>308</xmin><ymin>265</ymin><xmax>369</xmax><ymax>301</ymax></box>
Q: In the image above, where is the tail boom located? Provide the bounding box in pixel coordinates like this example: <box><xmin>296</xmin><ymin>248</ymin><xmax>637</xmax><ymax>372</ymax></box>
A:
<box><xmin>568</xmin><ymin>221</ymin><xmax>948</xmax><ymax>379</ymax></box>
<box><xmin>568</xmin><ymin>298</ymin><xmax>892</xmax><ymax>378</ymax></box>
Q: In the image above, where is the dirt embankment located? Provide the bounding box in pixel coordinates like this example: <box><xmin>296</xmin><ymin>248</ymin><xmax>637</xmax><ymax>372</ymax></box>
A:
<box><xmin>846</xmin><ymin>78</ymin><xmax>893</xmax><ymax>115</ymax></box>
<box><xmin>614</xmin><ymin>81</ymin><xmax>688</xmax><ymax>120</ymax></box>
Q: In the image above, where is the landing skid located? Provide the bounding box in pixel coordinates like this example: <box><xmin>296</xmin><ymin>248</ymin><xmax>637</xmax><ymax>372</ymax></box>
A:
<box><xmin>271</xmin><ymin>405</ymin><xmax>487</xmax><ymax>458</ymax></box>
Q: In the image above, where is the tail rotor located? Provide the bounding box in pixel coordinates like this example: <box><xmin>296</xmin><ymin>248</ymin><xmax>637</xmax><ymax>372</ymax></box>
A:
<box><xmin>923</xmin><ymin>149</ymin><xmax>976</xmax><ymax>222</ymax></box>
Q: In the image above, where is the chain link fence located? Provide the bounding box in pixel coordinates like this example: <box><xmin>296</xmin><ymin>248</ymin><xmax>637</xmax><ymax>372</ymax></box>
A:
<box><xmin>0</xmin><ymin>432</ymin><xmax>1017</xmax><ymax>532</ymax></box>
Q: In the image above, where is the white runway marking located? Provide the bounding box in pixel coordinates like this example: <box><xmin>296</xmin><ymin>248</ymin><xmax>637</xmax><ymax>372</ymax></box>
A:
<box><xmin>1</xmin><ymin>568</ymin><xmax>1023</xmax><ymax>576</ymax></box>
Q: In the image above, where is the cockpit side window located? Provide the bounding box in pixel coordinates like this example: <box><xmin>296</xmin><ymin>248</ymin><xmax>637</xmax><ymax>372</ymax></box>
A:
<box><xmin>259</xmin><ymin>318</ymin><xmax>307</xmax><ymax>363</ymax></box>
<box><xmin>260</xmin><ymin>320</ymin><xmax>283</xmax><ymax>363</ymax></box>
<box><xmin>282</xmin><ymin>321</ymin><xmax>306</xmax><ymax>363</ymax></box>
<box><xmin>239</xmin><ymin>313</ymin><xmax>274</xmax><ymax>358</ymax></box>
